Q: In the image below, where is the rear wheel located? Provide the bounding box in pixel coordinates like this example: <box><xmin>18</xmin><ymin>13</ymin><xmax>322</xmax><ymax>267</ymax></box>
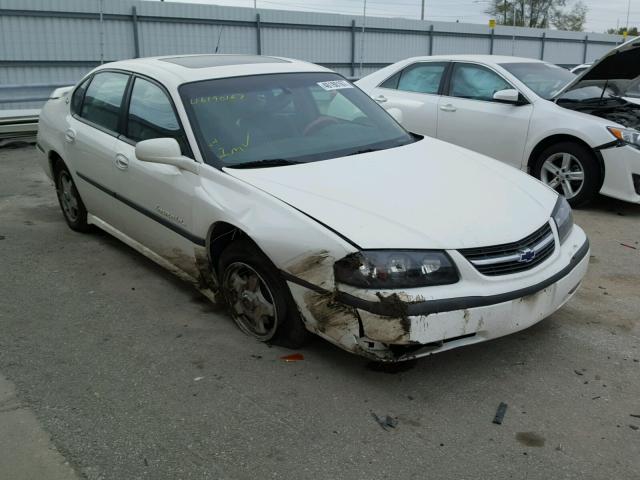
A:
<box><xmin>54</xmin><ymin>162</ymin><xmax>90</xmax><ymax>232</ymax></box>
<box><xmin>219</xmin><ymin>239</ymin><xmax>310</xmax><ymax>348</ymax></box>
<box><xmin>533</xmin><ymin>141</ymin><xmax>600</xmax><ymax>208</ymax></box>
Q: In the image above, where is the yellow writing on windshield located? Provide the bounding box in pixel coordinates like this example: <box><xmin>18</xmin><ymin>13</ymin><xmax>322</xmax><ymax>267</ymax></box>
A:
<box><xmin>190</xmin><ymin>93</ymin><xmax>245</xmax><ymax>105</ymax></box>
<box><xmin>208</xmin><ymin>133</ymin><xmax>251</xmax><ymax>160</ymax></box>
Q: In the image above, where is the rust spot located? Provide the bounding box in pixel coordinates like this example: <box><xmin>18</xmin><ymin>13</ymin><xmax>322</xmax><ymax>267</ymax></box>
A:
<box><xmin>375</xmin><ymin>292</ymin><xmax>410</xmax><ymax>319</ymax></box>
<box><xmin>304</xmin><ymin>290</ymin><xmax>360</xmax><ymax>336</ymax></box>
<box><xmin>288</xmin><ymin>250</ymin><xmax>331</xmax><ymax>276</ymax></box>
<box><xmin>287</xmin><ymin>250</ymin><xmax>334</xmax><ymax>288</ymax></box>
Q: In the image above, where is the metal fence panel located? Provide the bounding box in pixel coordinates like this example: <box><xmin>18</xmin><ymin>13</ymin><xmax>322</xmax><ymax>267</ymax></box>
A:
<box><xmin>0</xmin><ymin>0</ymin><xmax>625</xmax><ymax>110</ymax></box>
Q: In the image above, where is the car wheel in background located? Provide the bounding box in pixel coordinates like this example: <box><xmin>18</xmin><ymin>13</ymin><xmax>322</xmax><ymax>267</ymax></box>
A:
<box><xmin>533</xmin><ymin>141</ymin><xmax>600</xmax><ymax>207</ymax></box>
<box><xmin>219</xmin><ymin>239</ymin><xmax>310</xmax><ymax>349</ymax></box>
<box><xmin>54</xmin><ymin>162</ymin><xmax>90</xmax><ymax>232</ymax></box>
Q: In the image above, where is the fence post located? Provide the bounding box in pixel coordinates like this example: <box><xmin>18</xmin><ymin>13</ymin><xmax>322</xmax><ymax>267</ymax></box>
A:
<box><xmin>583</xmin><ymin>34</ymin><xmax>588</xmax><ymax>63</ymax></box>
<box><xmin>428</xmin><ymin>24</ymin><xmax>434</xmax><ymax>56</ymax></box>
<box><xmin>489</xmin><ymin>28</ymin><xmax>494</xmax><ymax>54</ymax></box>
<box><xmin>350</xmin><ymin>19</ymin><xmax>356</xmax><ymax>78</ymax></box>
<box><xmin>256</xmin><ymin>13</ymin><xmax>262</xmax><ymax>55</ymax></box>
<box><xmin>131</xmin><ymin>6</ymin><xmax>140</xmax><ymax>58</ymax></box>
<box><xmin>540</xmin><ymin>31</ymin><xmax>545</xmax><ymax>60</ymax></box>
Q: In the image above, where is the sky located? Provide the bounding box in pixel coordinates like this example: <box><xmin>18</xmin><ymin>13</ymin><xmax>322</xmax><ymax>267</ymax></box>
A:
<box><xmin>157</xmin><ymin>0</ymin><xmax>638</xmax><ymax>33</ymax></box>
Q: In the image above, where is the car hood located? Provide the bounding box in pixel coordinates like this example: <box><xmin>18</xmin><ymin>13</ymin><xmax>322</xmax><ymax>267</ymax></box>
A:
<box><xmin>224</xmin><ymin>137</ymin><xmax>557</xmax><ymax>249</ymax></box>
<box><xmin>553</xmin><ymin>36</ymin><xmax>640</xmax><ymax>99</ymax></box>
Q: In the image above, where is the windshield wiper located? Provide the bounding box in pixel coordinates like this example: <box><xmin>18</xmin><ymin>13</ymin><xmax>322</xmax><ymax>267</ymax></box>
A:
<box><xmin>225</xmin><ymin>159</ymin><xmax>300</xmax><ymax>169</ymax></box>
<box><xmin>344</xmin><ymin>148</ymin><xmax>382</xmax><ymax>157</ymax></box>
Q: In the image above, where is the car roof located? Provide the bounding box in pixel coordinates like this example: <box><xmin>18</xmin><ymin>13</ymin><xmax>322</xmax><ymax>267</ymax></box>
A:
<box><xmin>91</xmin><ymin>54</ymin><xmax>332</xmax><ymax>88</ymax></box>
<box><xmin>398</xmin><ymin>54</ymin><xmax>546</xmax><ymax>65</ymax></box>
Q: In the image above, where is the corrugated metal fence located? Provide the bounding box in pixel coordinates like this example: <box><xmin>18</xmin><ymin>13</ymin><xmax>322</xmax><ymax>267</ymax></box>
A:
<box><xmin>0</xmin><ymin>0</ymin><xmax>624</xmax><ymax>110</ymax></box>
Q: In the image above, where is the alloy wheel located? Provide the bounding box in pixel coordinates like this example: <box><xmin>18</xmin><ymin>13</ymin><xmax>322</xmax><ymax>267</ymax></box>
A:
<box><xmin>58</xmin><ymin>171</ymin><xmax>80</xmax><ymax>222</ymax></box>
<box><xmin>540</xmin><ymin>152</ymin><xmax>585</xmax><ymax>199</ymax></box>
<box><xmin>222</xmin><ymin>262</ymin><xmax>278</xmax><ymax>341</ymax></box>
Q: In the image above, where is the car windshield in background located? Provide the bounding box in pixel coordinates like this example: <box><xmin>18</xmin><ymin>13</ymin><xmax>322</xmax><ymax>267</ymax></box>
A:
<box><xmin>625</xmin><ymin>78</ymin><xmax>640</xmax><ymax>98</ymax></box>
<box><xmin>180</xmin><ymin>73</ymin><xmax>413</xmax><ymax>168</ymax></box>
<box><xmin>500</xmin><ymin>62</ymin><xmax>576</xmax><ymax>100</ymax></box>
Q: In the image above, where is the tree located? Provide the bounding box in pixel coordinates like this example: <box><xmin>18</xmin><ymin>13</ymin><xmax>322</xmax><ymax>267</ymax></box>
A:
<box><xmin>607</xmin><ymin>26</ymin><xmax>639</xmax><ymax>36</ymax></box>
<box><xmin>485</xmin><ymin>0</ymin><xmax>588</xmax><ymax>31</ymax></box>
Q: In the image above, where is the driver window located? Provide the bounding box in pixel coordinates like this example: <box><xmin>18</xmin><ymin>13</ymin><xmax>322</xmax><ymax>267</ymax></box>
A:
<box><xmin>126</xmin><ymin>77</ymin><xmax>191</xmax><ymax>156</ymax></box>
<box><xmin>450</xmin><ymin>63</ymin><xmax>512</xmax><ymax>102</ymax></box>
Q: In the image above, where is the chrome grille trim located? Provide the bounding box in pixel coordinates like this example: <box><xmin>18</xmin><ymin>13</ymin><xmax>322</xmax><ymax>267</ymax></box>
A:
<box><xmin>470</xmin><ymin>232</ymin><xmax>554</xmax><ymax>266</ymax></box>
<box><xmin>459</xmin><ymin>222</ymin><xmax>556</xmax><ymax>276</ymax></box>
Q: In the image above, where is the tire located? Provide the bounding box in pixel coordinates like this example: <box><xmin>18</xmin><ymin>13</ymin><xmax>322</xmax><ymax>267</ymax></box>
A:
<box><xmin>532</xmin><ymin>141</ymin><xmax>601</xmax><ymax>208</ymax></box>
<box><xmin>218</xmin><ymin>239</ymin><xmax>310</xmax><ymax>349</ymax></box>
<box><xmin>54</xmin><ymin>162</ymin><xmax>90</xmax><ymax>232</ymax></box>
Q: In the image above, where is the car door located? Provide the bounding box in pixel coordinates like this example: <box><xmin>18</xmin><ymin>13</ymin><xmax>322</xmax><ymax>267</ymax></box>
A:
<box><xmin>112</xmin><ymin>76</ymin><xmax>202</xmax><ymax>276</ymax></box>
<box><xmin>436</xmin><ymin>62</ymin><xmax>533</xmax><ymax>168</ymax></box>
<box><xmin>65</xmin><ymin>71</ymin><xmax>131</xmax><ymax>224</ymax></box>
<box><xmin>368</xmin><ymin>62</ymin><xmax>448</xmax><ymax>137</ymax></box>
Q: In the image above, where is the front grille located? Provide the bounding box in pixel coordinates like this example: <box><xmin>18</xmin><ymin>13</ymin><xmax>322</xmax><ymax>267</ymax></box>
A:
<box><xmin>459</xmin><ymin>222</ymin><xmax>555</xmax><ymax>276</ymax></box>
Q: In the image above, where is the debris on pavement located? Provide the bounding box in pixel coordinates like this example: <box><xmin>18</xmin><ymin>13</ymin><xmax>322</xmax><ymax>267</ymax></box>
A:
<box><xmin>619</xmin><ymin>242</ymin><xmax>637</xmax><ymax>250</ymax></box>
<box><xmin>574</xmin><ymin>369</ymin><xmax>584</xmax><ymax>376</ymax></box>
<box><xmin>493</xmin><ymin>402</ymin><xmax>508</xmax><ymax>425</ymax></box>
<box><xmin>250</xmin><ymin>354</ymin><xmax>262</xmax><ymax>359</ymax></box>
<box><xmin>280</xmin><ymin>353</ymin><xmax>304</xmax><ymax>362</ymax></box>
<box><xmin>371</xmin><ymin>412</ymin><xmax>398</xmax><ymax>431</ymax></box>
<box><xmin>629</xmin><ymin>425</ymin><xmax>639</xmax><ymax>431</ymax></box>
<box><xmin>194</xmin><ymin>376</ymin><xmax>204</xmax><ymax>382</ymax></box>
<box><xmin>630</xmin><ymin>414</ymin><xmax>640</xmax><ymax>419</ymax></box>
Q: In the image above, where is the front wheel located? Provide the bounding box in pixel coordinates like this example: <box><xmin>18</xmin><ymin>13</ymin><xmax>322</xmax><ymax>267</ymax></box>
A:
<box><xmin>533</xmin><ymin>142</ymin><xmax>601</xmax><ymax>208</ymax></box>
<box><xmin>218</xmin><ymin>239</ymin><xmax>310</xmax><ymax>348</ymax></box>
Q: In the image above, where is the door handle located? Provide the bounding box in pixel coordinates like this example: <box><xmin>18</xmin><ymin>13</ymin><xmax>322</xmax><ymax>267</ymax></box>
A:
<box><xmin>374</xmin><ymin>95</ymin><xmax>388</xmax><ymax>103</ymax></box>
<box><xmin>64</xmin><ymin>128</ymin><xmax>76</xmax><ymax>143</ymax></box>
<box><xmin>439</xmin><ymin>104</ymin><xmax>457</xmax><ymax>112</ymax></box>
<box><xmin>114</xmin><ymin>153</ymin><xmax>129</xmax><ymax>170</ymax></box>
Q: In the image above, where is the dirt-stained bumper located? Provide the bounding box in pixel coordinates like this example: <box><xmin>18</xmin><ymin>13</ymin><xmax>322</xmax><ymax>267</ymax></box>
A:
<box><xmin>285</xmin><ymin>238</ymin><xmax>590</xmax><ymax>362</ymax></box>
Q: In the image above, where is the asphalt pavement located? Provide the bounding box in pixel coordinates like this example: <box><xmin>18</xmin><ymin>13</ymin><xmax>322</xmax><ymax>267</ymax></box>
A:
<box><xmin>1</xmin><ymin>145</ymin><xmax>639</xmax><ymax>479</ymax></box>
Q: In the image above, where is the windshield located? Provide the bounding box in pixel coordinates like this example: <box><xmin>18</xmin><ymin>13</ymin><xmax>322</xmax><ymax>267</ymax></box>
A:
<box><xmin>179</xmin><ymin>72</ymin><xmax>413</xmax><ymax>168</ymax></box>
<box><xmin>625</xmin><ymin>78</ymin><xmax>640</xmax><ymax>98</ymax></box>
<box><xmin>500</xmin><ymin>62</ymin><xmax>576</xmax><ymax>100</ymax></box>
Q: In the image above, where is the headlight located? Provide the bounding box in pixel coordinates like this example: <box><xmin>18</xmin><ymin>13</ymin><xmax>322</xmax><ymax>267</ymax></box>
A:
<box><xmin>552</xmin><ymin>195</ymin><xmax>573</xmax><ymax>243</ymax></box>
<box><xmin>334</xmin><ymin>250</ymin><xmax>459</xmax><ymax>289</ymax></box>
<box><xmin>608</xmin><ymin>126</ymin><xmax>640</xmax><ymax>148</ymax></box>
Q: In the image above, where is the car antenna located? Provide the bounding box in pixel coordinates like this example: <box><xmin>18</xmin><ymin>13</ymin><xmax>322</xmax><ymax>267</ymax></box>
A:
<box><xmin>215</xmin><ymin>26</ymin><xmax>224</xmax><ymax>54</ymax></box>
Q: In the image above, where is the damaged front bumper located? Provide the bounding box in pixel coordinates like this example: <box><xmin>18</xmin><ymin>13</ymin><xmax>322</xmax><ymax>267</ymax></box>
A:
<box><xmin>284</xmin><ymin>227</ymin><xmax>590</xmax><ymax>362</ymax></box>
<box><xmin>599</xmin><ymin>144</ymin><xmax>640</xmax><ymax>203</ymax></box>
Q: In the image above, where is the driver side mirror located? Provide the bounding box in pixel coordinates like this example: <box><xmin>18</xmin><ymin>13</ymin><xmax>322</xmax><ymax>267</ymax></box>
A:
<box><xmin>493</xmin><ymin>89</ymin><xmax>526</xmax><ymax>105</ymax></box>
<box><xmin>135</xmin><ymin>138</ymin><xmax>199</xmax><ymax>174</ymax></box>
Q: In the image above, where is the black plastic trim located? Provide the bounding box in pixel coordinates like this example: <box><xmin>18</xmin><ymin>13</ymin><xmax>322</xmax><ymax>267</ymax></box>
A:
<box><xmin>75</xmin><ymin>172</ymin><xmax>206</xmax><ymax>246</ymax></box>
<box><xmin>281</xmin><ymin>238</ymin><xmax>589</xmax><ymax>317</ymax></box>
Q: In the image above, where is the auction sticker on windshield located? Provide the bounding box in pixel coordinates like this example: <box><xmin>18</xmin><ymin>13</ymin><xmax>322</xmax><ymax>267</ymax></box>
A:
<box><xmin>317</xmin><ymin>80</ymin><xmax>353</xmax><ymax>90</ymax></box>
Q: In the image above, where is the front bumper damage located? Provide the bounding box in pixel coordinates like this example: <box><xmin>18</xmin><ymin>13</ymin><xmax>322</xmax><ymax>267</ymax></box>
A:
<box><xmin>283</xmin><ymin>230</ymin><xmax>590</xmax><ymax>362</ymax></box>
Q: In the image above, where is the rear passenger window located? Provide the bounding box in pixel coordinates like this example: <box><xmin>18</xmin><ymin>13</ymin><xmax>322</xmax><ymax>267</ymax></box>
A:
<box><xmin>80</xmin><ymin>72</ymin><xmax>129</xmax><ymax>132</ymax></box>
<box><xmin>397</xmin><ymin>63</ymin><xmax>447</xmax><ymax>94</ymax></box>
<box><xmin>126</xmin><ymin>77</ymin><xmax>189</xmax><ymax>155</ymax></box>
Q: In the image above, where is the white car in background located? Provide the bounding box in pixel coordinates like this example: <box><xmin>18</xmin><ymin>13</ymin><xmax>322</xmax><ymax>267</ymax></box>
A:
<box><xmin>37</xmin><ymin>54</ymin><xmax>588</xmax><ymax>362</ymax></box>
<box><xmin>357</xmin><ymin>38</ymin><xmax>640</xmax><ymax>207</ymax></box>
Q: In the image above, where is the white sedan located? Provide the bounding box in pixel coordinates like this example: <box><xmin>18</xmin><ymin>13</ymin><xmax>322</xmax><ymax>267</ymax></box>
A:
<box><xmin>356</xmin><ymin>38</ymin><xmax>640</xmax><ymax>207</ymax></box>
<box><xmin>37</xmin><ymin>55</ymin><xmax>589</xmax><ymax>362</ymax></box>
